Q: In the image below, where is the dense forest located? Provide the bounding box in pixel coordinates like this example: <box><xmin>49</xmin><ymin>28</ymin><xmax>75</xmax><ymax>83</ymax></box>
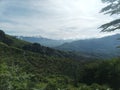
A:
<box><xmin>0</xmin><ymin>30</ymin><xmax>120</xmax><ymax>90</ymax></box>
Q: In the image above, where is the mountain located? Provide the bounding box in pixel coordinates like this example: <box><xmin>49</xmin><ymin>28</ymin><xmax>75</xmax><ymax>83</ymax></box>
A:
<box><xmin>0</xmin><ymin>30</ymin><xmax>82</xmax><ymax>89</ymax></box>
<box><xmin>0</xmin><ymin>30</ymin><xmax>120</xmax><ymax>89</ymax></box>
<box><xmin>57</xmin><ymin>34</ymin><xmax>120</xmax><ymax>58</ymax></box>
<box><xmin>0</xmin><ymin>30</ymin><xmax>93</xmax><ymax>61</ymax></box>
<box><xmin>0</xmin><ymin>30</ymin><xmax>86</xmax><ymax>89</ymax></box>
<box><xmin>16</xmin><ymin>36</ymin><xmax>100</xmax><ymax>60</ymax></box>
<box><xmin>16</xmin><ymin>36</ymin><xmax>73</xmax><ymax>47</ymax></box>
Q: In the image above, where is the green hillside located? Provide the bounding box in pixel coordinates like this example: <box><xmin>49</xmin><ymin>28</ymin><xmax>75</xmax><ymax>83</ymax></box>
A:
<box><xmin>0</xmin><ymin>30</ymin><xmax>120</xmax><ymax>90</ymax></box>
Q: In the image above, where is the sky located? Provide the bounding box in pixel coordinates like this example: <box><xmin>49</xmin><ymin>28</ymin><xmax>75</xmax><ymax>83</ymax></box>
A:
<box><xmin>0</xmin><ymin>0</ymin><xmax>119</xmax><ymax>40</ymax></box>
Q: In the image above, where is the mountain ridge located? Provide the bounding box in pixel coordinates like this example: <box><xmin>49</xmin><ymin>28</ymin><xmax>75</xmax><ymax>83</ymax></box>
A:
<box><xmin>16</xmin><ymin>36</ymin><xmax>74</xmax><ymax>47</ymax></box>
<box><xmin>0</xmin><ymin>30</ymin><xmax>120</xmax><ymax>89</ymax></box>
<box><xmin>56</xmin><ymin>34</ymin><xmax>120</xmax><ymax>58</ymax></box>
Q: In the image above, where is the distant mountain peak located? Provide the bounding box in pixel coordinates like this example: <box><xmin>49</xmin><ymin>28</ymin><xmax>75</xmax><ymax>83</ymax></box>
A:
<box><xmin>15</xmin><ymin>36</ymin><xmax>74</xmax><ymax>47</ymax></box>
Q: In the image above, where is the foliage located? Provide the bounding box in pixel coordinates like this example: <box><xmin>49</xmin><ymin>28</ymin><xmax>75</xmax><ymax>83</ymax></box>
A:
<box><xmin>100</xmin><ymin>0</ymin><xmax>120</xmax><ymax>31</ymax></box>
<box><xmin>80</xmin><ymin>59</ymin><xmax>120</xmax><ymax>90</ymax></box>
<box><xmin>0</xmin><ymin>30</ymin><xmax>119</xmax><ymax>90</ymax></box>
<box><xmin>0</xmin><ymin>30</ymin><xmax>13</xmax><ymax>45</ymax></box>
<box><xmin>0</xmin><ymin>63</ymin><xmax>34</xmax><ymax>90</ymax></box>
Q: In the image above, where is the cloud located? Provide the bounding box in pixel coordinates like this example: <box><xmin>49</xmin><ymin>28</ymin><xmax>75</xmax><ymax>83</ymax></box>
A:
<box><xmin>0</xmin><ymin>0</ymin><xmax>119</xmax><ymax>39</ymax></box>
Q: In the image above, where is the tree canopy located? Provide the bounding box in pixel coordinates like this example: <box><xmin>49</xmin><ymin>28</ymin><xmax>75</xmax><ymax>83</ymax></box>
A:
<box><xmin>100</xmin><ymin>0</ymin><xmax>120</xmax><ymax>32</ymax></box>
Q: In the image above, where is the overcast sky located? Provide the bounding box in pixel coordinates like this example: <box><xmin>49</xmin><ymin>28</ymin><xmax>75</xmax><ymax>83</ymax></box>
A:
<box><xmin>0</xmin><ymin>0</ymin><xmax>119</xmax><ymax>39</ymax></box>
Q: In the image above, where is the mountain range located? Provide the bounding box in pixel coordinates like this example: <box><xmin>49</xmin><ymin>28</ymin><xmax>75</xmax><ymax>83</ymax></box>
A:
<box><xmin>18</xmin><ymin>34</ymin><xmax>120</xmax><ymax>59</ymax></box>
<box><xmin>16</xmin><ymin>36</ymin><xmax>73</xmax><ymax>47</ymax></box>
<box><xmin>0</xmin><ymin>30</ymin><xmax>120</xmax><ymax>89</ymax></box>
<box><xmin>57</xmin><ymin>34</ymin><xmax>120</xmax><ymax>58</ymax></box>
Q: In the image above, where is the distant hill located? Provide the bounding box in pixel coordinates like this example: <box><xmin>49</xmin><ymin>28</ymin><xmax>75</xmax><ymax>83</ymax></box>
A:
<box><xmin>15</xmin><ymin>36</ymin><xmax>100</xmax><ymax>60</ymax></box>
<box><xmin>57</xmin><ymin>34</ymin><xmax>120</xmax><ymax>58</ymax></box>
<box><xmin>0</xmin><ymin>30</ymin><xmax>84</xmax><ymax>89</ymax></box>
<box><xmin>0</xmin><ymin>30</ymin><xmax>96</xmax><ymax>61</ymax></box>
<box><xmin>16</xmin><ymin>36</ymin><xmax>73</xmax><ymax>47</ymax></box>
<box><xmin>0</xmin><ymin>30</ymin><xmax>120</xmax><ymax>89</ymax></box>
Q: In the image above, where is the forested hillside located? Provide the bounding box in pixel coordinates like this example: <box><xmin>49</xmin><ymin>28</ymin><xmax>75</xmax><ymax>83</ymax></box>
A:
<box><xmin>0</xmin><ymin>30</ymin><xmax>120</xmax><ymax>90</ymax></box>
<box><xmin>1</xmin><ymin>0</ymin><xmax>120</xmax><ymax>89</ymax></box>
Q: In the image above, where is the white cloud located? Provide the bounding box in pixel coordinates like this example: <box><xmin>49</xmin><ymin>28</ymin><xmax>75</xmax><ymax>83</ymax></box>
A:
<box><xmin>0</xmin><ymin>0</ymin><xmax>119</xmax><ymax>39</ymax></box>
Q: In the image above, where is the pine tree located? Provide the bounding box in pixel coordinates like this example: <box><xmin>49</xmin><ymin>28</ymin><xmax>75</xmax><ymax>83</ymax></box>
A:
<box><xmin>100</xmin><ymin>0</ymin><xmax>120</xmax><ymax>32</ymax></box>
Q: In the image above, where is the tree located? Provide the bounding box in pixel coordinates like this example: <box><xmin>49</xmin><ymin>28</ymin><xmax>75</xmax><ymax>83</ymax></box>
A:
<box><xmin>100</xmin><ymin>0</ymin><xmax>120</xmax><ymax>32</ymax></box>
<box><xmin>0</xmin><ymin>30</ymin><xmax>5</xmax><ymax>38</ymax></box>
<box><xmin>0</xmin><ymin>30</ymin><xmax>13</xmax><ymax>45</ymax></box>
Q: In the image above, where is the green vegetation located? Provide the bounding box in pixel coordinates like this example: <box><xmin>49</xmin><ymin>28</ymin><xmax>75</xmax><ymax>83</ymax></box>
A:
<box><xmin>0</xmin><ymin>30</ymin><xmax>120</xmax><ymax>90</ymax></box>
<box><xmin>100</xmin><ymin>0</ymin><xmax>120</xmax><ymax>32</ymax></box>
<box><xmin>1</xmin><ymin>0</ymin><xmax>120</xmax><ymax>90</ymax></box>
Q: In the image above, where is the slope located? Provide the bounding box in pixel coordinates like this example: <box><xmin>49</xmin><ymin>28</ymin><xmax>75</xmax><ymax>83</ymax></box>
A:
<box><xmin>57</xmin><ymin>34</ymin><xmax>120</xmax><ymax>58</ymax></box>
<box><xmin>0</xmin><ymin>30</ymin><xmax>120</xmax><ymax>89</ymax></box>
<box><xmin>0</xmin><ymin>30</ymin><xmax>83</xmax><ymax>89</ymax></box>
